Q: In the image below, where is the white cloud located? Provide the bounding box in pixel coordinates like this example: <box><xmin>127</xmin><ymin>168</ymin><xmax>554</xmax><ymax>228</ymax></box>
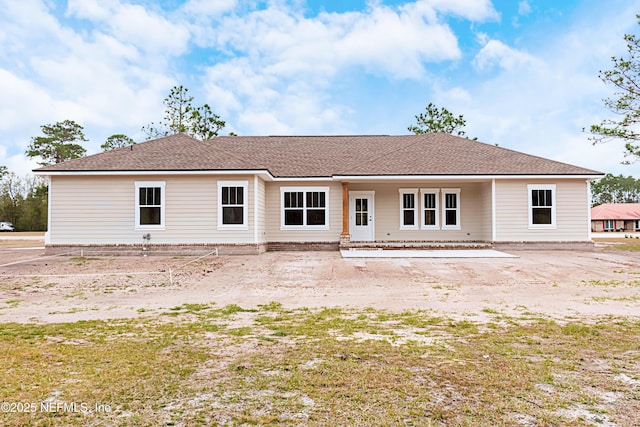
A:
<box><xmin>180</xmin><ymin>0</ymin><xmax>236</xmax><ymax>17</ymax></box>
<box><xmin>0</xmin><ymin>0</ymin><xmax>75</xmax><ymax>63</ymax></box>
<box><xmin>110</xmin><ymin>4</ymin><xmax>190</xmax><ymax>55</ymax></box>
<box><xmin>237</xmin><ymin>110</ymin><xmax>291</xmax><ymax>135</ymax></box>
<box><xmin>0</xmin><ymin>0</ymin><xmax>190</xmax><ymax>165</ymax></box>
<box><xmin>65</xmin><ymin>0</ymin><xmax>114</xmax><ymax>20</ymax></box>
<box><xmin>196</xmin><ymin>0</ymin><xmax>493</xmax><ymax>134</ymax></box>
<box><xmin>7</xmin><ymin>154</ymin><xmax>40</xmax><ymax>178</ymax></box>
<box><xmin>0</xmin><ymin>142</ymin><xmax>41</xmax><ymax>177</ymax></box>
<box><xmin>423</xmin><ymin>0</ymin><xmax>499</xmax><ymax>21</ymax></box>
<box><xmin>205</xmin><ymin>1</ymin><xmax>469</xmax><ymax>80</ymax></box>
<box><xmin>332</xmin><ymin>3</ymin><xmax>461</xmax><ymax>78</ymax></box>
<box><xmin>67</xmin><ymin>0</ymin><xmax>190</xmax><ymax>56</ymax></box>
<box><xmin>202</xmin><ymin>57</ymin><xmax>353</xmax><ymax>135</ymax></box>
<box><xmin>554</xmin><ymin>134</ymin><xmax>631</xmax><ymax>175</ymax></box>
<box><xmin>518</xmin><ymin>1</ymin><xmax>532</xmax><ymax>15</ymax></box>
<box><xmin>475</xmin><ymin>31</ymin><xmax>489</xmax><ymax>46</ymax></box>
<box><xmin>473</xmin><ymin>39</ymin><xmax>541</xmax><ymax>71</ymax></box>
<box><xmin>0</xmin><ymin>69</ymin><xmax>54</xmax><ymax>131</ymax></box>
<box><xmin>436</xmin><ymin>86</ymin><xmax>473</xmax><ymax>105</ymax></box>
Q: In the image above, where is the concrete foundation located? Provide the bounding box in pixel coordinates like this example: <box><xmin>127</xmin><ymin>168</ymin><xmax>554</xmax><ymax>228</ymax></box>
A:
<box><xmin>43</xmin><ymin>240</ymin><xmax>596</xmax><ymax>256</ymax></box>
<box><xmin>44</xmin><ymin>243</ymin><xmax>267</xmax><ymax>256</ymax></box>
<box><xmin>493</xmin><ymin>241</ymin><xmax>595</xmax><ymax>251</ymax></box>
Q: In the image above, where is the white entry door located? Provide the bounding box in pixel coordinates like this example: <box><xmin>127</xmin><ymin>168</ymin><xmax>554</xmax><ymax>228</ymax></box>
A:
<box><xmin>349</xmin><ymin>191</ymin><xmax>374</xmax><ymax>241</ymax></box>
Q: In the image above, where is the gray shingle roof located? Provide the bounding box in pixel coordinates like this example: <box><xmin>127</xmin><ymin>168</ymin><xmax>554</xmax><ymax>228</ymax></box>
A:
<box><xmin>35</xmin><ymin>133</ymin><xmax>602</xmax><ymax>177</ymax></box>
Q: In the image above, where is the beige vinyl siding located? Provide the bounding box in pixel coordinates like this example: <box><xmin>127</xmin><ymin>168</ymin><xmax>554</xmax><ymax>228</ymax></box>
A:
<box><xmin>49</xmin><ymin>174</ymin><xmax>591</xmax><ymax>247</ymax></box>
<box><xmin>495</xmin><ymin>179</ymin><xmax>590</xmax><ymax>241</ymax></box>
<box><xmin>256</xmin><ymin>177</ymin><xmax>267</xmax><ymax>243</ymax></box>
<box><xmin>476</xmin><ymin>182</ymin><xmax>493</xmax><ymax>240</ymax></box>
<box><xmin>264</xmin><ymin>181</ymin><xmax>342</xmax><ymax>242</ymax></box>
<box><xmin>50</xmin><ymin>176</ymin><xmax>132</xmax><ymax>244</ymax></box>
<box><xmin>49</xmin><ymin>175</ymin><xmax>257</xmax><ymax>245</ymax></box>
<box><xmin>349</xmin><ymin>182</ymin><xmax>493</xmax><ymax>241</ymax></box>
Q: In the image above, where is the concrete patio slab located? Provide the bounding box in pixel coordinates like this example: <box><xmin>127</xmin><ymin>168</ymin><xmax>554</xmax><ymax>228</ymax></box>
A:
<box><xmin>340</xmin><ymin>249</ymin><xmax>519</xmax><ymax>258</ymax></box>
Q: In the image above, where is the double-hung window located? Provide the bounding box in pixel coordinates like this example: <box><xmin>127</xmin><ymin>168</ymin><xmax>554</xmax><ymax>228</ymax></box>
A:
<box><xmin>441</xmin><ymin>188</ymin><xmax>461</xmax><ymax>230</ymax></box>
<box><xmin>399</xmin><ymin>188</ymin><xmax>460</xmax><ymax>230</ymax></box>
<box><xmin>218</xmin><ymin>181</ymin><xmax>248</xmax><ymax>229</ymax></box>
<box><xmin>604</xmin><ymin>220</ymin><xmax>615</xmax><ymax>231</ymax></box>
<box><xmin>135</xmin><ymin>181</ymin><xmax>165</xmax><ymax>230</ymax></box>
<box><xmin>399</xmin><ymin>189</ymin><xmax>418</xmax><ymax>230</ymax></box>
<box><xmin>281</xmin><ymin>187</ymin><xmax>329</xmax><ymax>229</ymax></box>
<box><xmin>528</xmin><ymin>184</ymin><xmax>556</xmax><ymax>229</ymax></box>
<box><xmin>420</xmin><ymin>189</ymin><xmax>439</xmax><ymax>230</ymax></box>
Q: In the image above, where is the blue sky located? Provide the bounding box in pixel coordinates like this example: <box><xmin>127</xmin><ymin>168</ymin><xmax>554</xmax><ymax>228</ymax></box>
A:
<box><xmin>1</xmin><ymin>0</ymin><xmax>640</xmax><ymax>177</ymax></box>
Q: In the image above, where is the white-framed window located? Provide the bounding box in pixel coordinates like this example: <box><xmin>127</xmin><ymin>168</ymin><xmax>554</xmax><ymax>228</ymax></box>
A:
<box><xmin>135</xmin><ymin>181</ymin><xmax>165</xmax><ymax>230</ymax></box>
<box><xmin>218</xmin><ymin>181</ymin><xmax>248</xmax><ymax>229</ymax></box>
<box><xmin>420</xmin><ymin>188</ymin><xmax>439</xmax><ymax>230</ymax></box>
<box><xmin>604</xmin><ymin>220</ymin><xmax>615</xmax><ymax>231</ymax></box>
<box><xmin>399</xmin><ymin>189</ymin><xmax>418</xmax><ymax>230</ymax></box>
<box><xmin>280</xmin><ymin>187</ymin><xmax>329</xmax><ymax>230</ymax></box>
<box><xmin>635</xmin><ymin>220</ymin><xmax>640</xmax><ymax>231</ymax></box>
<box><xmin>528</xmin><ymin>184</ymin><xmax>556</xmax><ymax>229</ymax></box>
<box><xmin>441</xmin><ymin>188</ymin><xmax>461</xmax><ymax>230</ymax></box>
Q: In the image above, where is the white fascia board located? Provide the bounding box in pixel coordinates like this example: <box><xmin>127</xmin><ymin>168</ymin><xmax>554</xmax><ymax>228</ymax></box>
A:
<box><xmin>271</xmin><ymin>176</ymin><xmax>335</xmax><ymax>182</ymax></box>
<box><xmin>34</xmin><ymin>169</ymin><xmax>275</xmax><ymax>181</ymax></box>
<box><xmin>332</xmin><ymin>174</ymin><xmax>603</xmax><ymax>181</ymax></box>
<box><xmin>35</xmin><ymin>171</ymin><xmax>604</xmax><ymax>181</ymax></box>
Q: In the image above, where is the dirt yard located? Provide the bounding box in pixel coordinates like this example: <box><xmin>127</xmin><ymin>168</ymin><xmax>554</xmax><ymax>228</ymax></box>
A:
<box><xmin>1</xmin><ymin>240</ymin><xmax>639</xmax><ymax>324</ymax></box>
<box><xmin>2</xmin><ymin>239</ymin><xmax>640</xmax><ymax>426</ymax></box>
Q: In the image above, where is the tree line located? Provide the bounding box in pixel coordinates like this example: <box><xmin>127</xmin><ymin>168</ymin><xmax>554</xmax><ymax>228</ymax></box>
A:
<box><xmin>0</xmin><ymin>167</ymin><xmax>47</xmax><ymax>231</ymax></box>
<box><xmin>591</xmin><ymin>173</ymin><xmax>640</xmax><ymax>206</ymax></box>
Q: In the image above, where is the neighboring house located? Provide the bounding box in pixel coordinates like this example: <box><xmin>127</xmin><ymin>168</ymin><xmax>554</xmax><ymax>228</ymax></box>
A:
<box><xmin>591</xmin><ymin>203</ymin><xmax>640</xmax><ymax>232</ymax></box>
<box><xmin>34</xmin><ymin>133</ymin><xmax>603</xmax><ymax>254</ymax></box>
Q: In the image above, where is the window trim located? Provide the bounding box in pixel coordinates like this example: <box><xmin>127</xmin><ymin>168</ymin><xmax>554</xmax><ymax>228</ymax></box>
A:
<box><xmin>399</xmin><ymin>188</ymin><xmax>418</xmax><ymax>230</ymax></box>
<box><xmin>135</xmin><ymin>181</ymin><xmax>166</xmax><ymax>230</ymax></box>
<box><xmin>420</xmin><ymin>188</ymin><xmax>440</xmax><ymax>230</ymax></box>
<box><xmin>280</xmin><ymin>186</ymin><xmax>330</xmax><ymax>230</ymax></box>
<box><xmin>218</xmin><ymin>180</ymin><xmax>249</xmax><ymax>230</ymax></box>
<box><xmin>528</xmin><ymin>184</ymin><xmax>556</xmax><ymax>229</ymax></box>
<box><xmin>441</xmin><ymin>188</ymin><xmax>461</xmax><ymax>230</ymax></box>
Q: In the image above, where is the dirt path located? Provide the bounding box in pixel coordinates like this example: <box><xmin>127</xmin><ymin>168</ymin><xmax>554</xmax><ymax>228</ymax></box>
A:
<box><xmin>0</xmin><ymin>248</ymin><xmax>639</xmax><ymax>323</ymax></box>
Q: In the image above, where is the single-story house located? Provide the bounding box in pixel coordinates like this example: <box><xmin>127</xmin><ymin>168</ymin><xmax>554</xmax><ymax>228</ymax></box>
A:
<box><xmin>34</xmin><ymin>133</ymin><xmax>603</xmax><ymax>254</ymax></box>
<box><xmin>591</xmin><ymin>203</ymin><xmax>640</xmax><ymax>232</ymax></box>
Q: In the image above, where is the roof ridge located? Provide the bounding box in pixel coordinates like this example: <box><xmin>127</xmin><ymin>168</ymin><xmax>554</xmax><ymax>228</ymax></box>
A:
<box><xmin>265</xmin><ymin>134</ymin><xmax>391</xmax><ymax>138</ymax></box>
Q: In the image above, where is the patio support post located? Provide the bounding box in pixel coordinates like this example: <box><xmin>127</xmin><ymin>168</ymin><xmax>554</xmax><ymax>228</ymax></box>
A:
<box><xmin>340</xmin><ymin>181</ymin><xmax>350</xmax><ymax>247</ymax></box>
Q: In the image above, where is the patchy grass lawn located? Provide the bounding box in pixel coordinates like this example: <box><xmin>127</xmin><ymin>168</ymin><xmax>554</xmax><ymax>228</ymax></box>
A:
<box><xmin>0</xmin><ymin>304</ymin><xmax>639</xmax><ymax>426</ymax></box>
<box><xmin>609</xmin><ymin>243</ymin><xmax>640</xmax><ymax>251</ymax></box>
<box><xmin>599</xmin><ymin>240</ymin><xmax>640</xmax><ymax>251</ymax></box>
